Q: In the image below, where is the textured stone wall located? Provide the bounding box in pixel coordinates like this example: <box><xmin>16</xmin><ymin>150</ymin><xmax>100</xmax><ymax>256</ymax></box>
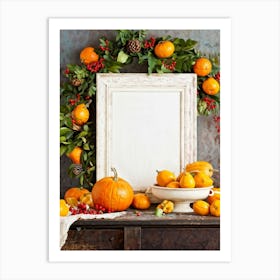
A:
<box><xmin>60</xmin><ymin>29</ymin><xmax>220</xmax><ymax>197</ymax></box>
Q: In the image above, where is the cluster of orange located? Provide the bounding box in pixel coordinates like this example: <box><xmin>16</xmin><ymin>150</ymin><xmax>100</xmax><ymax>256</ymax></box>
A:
<box><xmin>193</xmin><ymin>57</ymin><xmax>220</xmax><ymax>95</ymax></box>
<box><xmin>193</xmin><ymin>189</ymin><xmax>220</xmax><ymax>217</ymax></box>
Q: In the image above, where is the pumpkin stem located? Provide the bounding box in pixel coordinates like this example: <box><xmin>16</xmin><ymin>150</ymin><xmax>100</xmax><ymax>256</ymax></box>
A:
<box><xmin>111</xmin><ymin>167</ymin><xmax>118</xmax><ymax>181</ymax></box>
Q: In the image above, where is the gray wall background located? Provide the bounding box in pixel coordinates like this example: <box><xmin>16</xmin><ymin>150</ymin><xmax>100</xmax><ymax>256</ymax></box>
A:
<box><xmin>60</xmin><ymin>30</ymin><xmax>220</xmax><ymax>197</ymax></box>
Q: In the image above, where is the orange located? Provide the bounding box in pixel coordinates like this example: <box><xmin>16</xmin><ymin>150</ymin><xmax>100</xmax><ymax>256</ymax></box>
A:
<box><xmin>80</xmin><ymin>47</ymin><xmax>99</xmax><ymax>65</ymax></box>
<box><xmin>166</xmin><ymin>181</ymin><xmax>180</xmax><ymax>188</ymax></box>
<box><xmin>64</xmin><ymin>187</ymin><xmax>90</xmax><ymax>201</ymax></box>
<box><xmin>193</xmin><ymin>172</ymin><xmax>213</xmax><ymax>188</ymax></box>
<box><xmin>207</xmin><ymin>187</ymin><xmax>220</xmax><ymax>204</ymax></box>
<box><xmin>193</xmin><ymin>200</ymin><xmax>210</xmax><ymax>216</ymax></box>
<box><xmin>210</xmin><ymin>199</ymin><xmax>220</xmax><ymax>217</ymax></box>
<box><xmin>80</xmin><ymin>192</ymin><xmax>94</xmax><ymax>207</ymax></box>
<box><xmin>202</xmin><ymin>77</ymin><xmax>220</xmax><ymax>95</ymax></box>
<box><xmin>71</xmin><ymin>103</ymin><xmax>89</xmax><ymax>126</ymax></box>
<box><xmin>156</xmin><ymin>170</ymin><xmax>176</xmax><ymax>187</ymax></box>
<box><xmin>132</xmin><ymin>193</ymin><xmax>151</xmax><ymax>210</ymax></box>
<box><xmin>60</xmin><ymin>199</ymin><xmax>69</xmax><ymax>216</ymax></box>
<box><xmin>154</xmin><ymin>40</ymin><xmax>175</xmax><ymax>58</ymax></box>
<box><xmin>179</xmin><ymin>172</ymin><xmax>195</xmax><ymax>188</ymax></box>
<box><xmin>193</xmin><ymin>57</ymin><xmax>212</xmax><ymax>76</ymax></box>
<box><xmin>67</xmin><ymin>146</ymin><xmax>82</xmax><ymax>164</ymax></box>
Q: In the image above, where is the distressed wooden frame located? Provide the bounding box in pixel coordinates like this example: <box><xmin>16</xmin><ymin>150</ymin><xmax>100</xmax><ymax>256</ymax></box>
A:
<box><xmin>96</xmin><ymin>73</ymin><xmax>197</xmax><ymax>191</ymax></box>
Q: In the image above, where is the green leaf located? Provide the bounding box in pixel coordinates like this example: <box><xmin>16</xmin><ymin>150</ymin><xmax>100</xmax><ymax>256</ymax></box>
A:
<box><xmin>60</xmin><ymin>127</ymin><xmax>72</xmax><ymax>136</ymax></box>
<box><xmin>78</xmin><ymin>131</ymin><xmax>88</xmax><ymax>138</ymax></box>
<box><xmin>83</xmin><ymin>124</ymin><xmax>89</xmax><ymax>131</ymax></box>
<box><xmin>83</xmin><ymin>143</ymin><xmax>90</xmax><ymax>150</ymax></box>
<box><xmin>147</xmin><ymin>52</ymin><xmax>160</xmax><ymax>74</ymax></box>
<box><xmin>83</xmin><ymin>152</ymin><xmax>88</xmax><ymax>162</ymax></box>
<box><xmin>60</xmin><ymin>136</ymin><xmax>66</xmax><ymax>142</ymax></box>
<box><xmin>60</xmin><ymin>145</ymin><xmax>67</xmax><ymax>156</ymax></box>
<box><xmin>79</xmin><ymin>175</ymin><xmax>84</xmax><ymax>186</ymax></box>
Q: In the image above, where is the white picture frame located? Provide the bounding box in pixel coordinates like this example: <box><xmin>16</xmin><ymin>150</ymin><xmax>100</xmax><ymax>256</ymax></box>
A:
<box><xmin>96</xmin><ymin>73</ymin><xmax>197</xmax><ymax>191</ymax></box>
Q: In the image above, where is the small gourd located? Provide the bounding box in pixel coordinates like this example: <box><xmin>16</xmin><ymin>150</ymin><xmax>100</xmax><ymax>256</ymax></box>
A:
<box><xmin>186</xmin><ymin>161</ymin><xmax>216</xmax><ymax>177</ymax></box>
<box><xmin>155</xmin><ymin>200</ymin><xmax>174</xmax><ymax>216</ymax></box>
<box><xmin>193</xmin><ymin>172</ymin><xmax>213</xmax><ymax>188</ymax></box>
<box><xmin>179</xmin><ymin>172</ymin><xmax>195</xmax><ymax>188</ymax></box>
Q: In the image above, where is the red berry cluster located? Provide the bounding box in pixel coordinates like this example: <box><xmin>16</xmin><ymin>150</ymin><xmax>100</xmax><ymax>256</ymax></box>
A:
<box><xmin>144</xmin><ymin>37</ymin><xmax>156</xmax><ymax>49</ymax></box>
<box><xmin>69</xmin><ymin>202</ymin><xmax>113</xmax><ymax>215</ymax></box>
<box><xmin>99</xmin><ymin>40</ymin><xmax>110</xmax><ymax>52</ymax></box>
<box><xmin>213</xmin><ymin>115</ymin><xmax>220</xmax><ymax>134</ymax></box>
<box><xmin>64</xmin><ymin>68</ymin><xmax>70</xmax><ymax>75</ymax></box>
<box><xmin>214</xmin><ymin>72</ymin><xmax>220</xmax><ymax>82</ymax></box>
<box><xmin>162</xmin><ymin>60</ymin><xmax>176</xmax><ymax>71</ymax></box>
<box><xmin>203</xmin><ymin>96</ymin><xmax>217</xmax><ymax>111</ymax></box>
<box><xmin>68</xmin><ymin>94</ymin><xmax>81</xmax><ymax>106</ymax></box>
<box><xmin>86</xmin><ymin>58</ymin><xmax>105</xmax><ymax>73</ymax></box>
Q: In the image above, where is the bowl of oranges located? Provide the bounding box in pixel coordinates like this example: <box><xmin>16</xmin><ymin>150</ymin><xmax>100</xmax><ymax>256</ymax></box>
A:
<box><xmin>150</xmin><ymin>161</ymin><xmax>217</xmax><ymax>213</ymax></box>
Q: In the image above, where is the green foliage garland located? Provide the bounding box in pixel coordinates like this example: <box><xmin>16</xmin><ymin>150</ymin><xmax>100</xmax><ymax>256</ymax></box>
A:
<box><xmin>60</xmin><ymin>30</ymin><xmax>220</xmax><ymax>189</ymax></box>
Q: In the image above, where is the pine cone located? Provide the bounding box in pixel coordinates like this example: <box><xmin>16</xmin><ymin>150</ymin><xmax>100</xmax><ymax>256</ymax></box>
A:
<box><xmin>72</xmin><ymin>164</ymin><xmax>83</xmax><ymax>176</ymax></box>
<box><xmin>71</xmin><ymin>78</ymin><xmax>82</xmax><ymax>87</ymax></box>
<box><xmin>126</xmin><ymin>39</ymin><xmax>141</xmax><ymax>53</ymax></box>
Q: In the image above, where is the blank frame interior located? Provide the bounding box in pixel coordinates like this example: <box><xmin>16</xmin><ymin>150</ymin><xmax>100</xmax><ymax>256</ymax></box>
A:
<box><xmin>96</xmin><ymin>73</ymin><xmax>197</xmax><ymax>191</ymax></box>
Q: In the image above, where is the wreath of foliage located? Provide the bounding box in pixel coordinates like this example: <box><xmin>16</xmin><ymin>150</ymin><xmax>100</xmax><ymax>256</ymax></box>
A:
<box><xmin>60</xmin><ymin>30</ymin><xmax>220</xmax><ymax>189</ymax></box>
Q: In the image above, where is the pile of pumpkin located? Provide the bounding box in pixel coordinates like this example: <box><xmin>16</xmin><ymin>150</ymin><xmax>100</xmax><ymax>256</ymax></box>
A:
<box><xmin>155</xmin><ymin>161</ymin><xmax>220</xmax><ymax>217</ymax></box>
<box><xmin>60</xmin><ymin>167</ymin><xmax>152</xmax><ymax>217</ymax></box>
<box><xmin>60</xmin><ymin>162</ymin><xmax>220</xmax><ymax>218</ymax></box>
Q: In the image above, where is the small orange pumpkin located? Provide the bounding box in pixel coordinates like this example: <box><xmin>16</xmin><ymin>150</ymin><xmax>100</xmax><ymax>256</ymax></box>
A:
<box><xmin>156</xmin><ymin>169</ymin><xmax>176</xmax><ymax>187</ymax></box>
<box><xmin>207</xmin><ymin>187</ymin><xmax>220</xmax><ymax>204</ymax></box>
<box><xmin>210</xmin><ymin>199</ymin><xmax>220</xmax><ymax>217</ymax></box>
<box><xmin>64</xmin><ymin>187</ymin><xmax>90</xmax><ymax>201</ymax></box>
<box><xmin>91</xmin><ymin>167</ymin><xmax>134</xmax><ymax>212</ymax></box>
<box><xmin>193</xmin><ymin>200</ymin><xmax>210</xmax><ymax>216</ymax></box>
<box><xmin>132</xmin><ymin>193</ymin><xmax>151</xmax><ymax>210</ymax></box>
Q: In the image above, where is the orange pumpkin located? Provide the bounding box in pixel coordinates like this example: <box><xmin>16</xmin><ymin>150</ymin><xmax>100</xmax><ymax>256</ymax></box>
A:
<box><xmin>132</xmin><ymin>193</ymin><xmax>151</xmax><ymax>210</ymax></box>
<box><xmin>207</xmin><ymin>187</ymin><xmax>220</xmax><ymax>204</ymax></box>
<box><xmin>91</xmin><ymin>167</ymin><xmax>134</xmax><ymax>212</ymax></box>
<box><xmin>210</xmin><ymin>199</ymin><xmax>220</xmax><ymax>217</ymax></box>
<box><xmin>193</xmin><ymin>200</ymin><xmax>210</xmax><ymax>216</ymax></box>
<box><xmin>64</xmin><ymin>187</ymin><xmax>90</xmax><ymax>201</ymax></box>
<box><xmin>156</xmin><ymin>169</ymin><xmax>176</xmax><ymax>187</ymax></box>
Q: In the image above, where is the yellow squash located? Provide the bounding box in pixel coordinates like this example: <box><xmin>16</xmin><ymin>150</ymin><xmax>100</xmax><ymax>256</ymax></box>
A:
<box><xmin>186</xmin><ymin>161</ymin><xmax>215</xmax><ymax>177</ymax></box>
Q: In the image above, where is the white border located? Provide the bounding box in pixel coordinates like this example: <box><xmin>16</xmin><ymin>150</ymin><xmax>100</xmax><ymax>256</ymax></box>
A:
<box><xmin>49</xmin><ymin>18</ymin><xmax>231</xmax><ymax>262</ymax></box>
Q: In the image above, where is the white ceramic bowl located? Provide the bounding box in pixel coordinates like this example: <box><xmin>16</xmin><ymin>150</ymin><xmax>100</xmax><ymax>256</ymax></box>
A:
<box><xmin>151</xmin><ymin>185</ymin><xmax>213</xmax><ymax>213</ymax></box>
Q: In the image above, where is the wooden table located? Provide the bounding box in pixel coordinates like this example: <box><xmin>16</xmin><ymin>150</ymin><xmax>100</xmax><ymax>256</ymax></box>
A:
<box><xmin>61</xmin><ymin>206</ymin><xmax>220</xmax><ymax>250</ymax></box>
